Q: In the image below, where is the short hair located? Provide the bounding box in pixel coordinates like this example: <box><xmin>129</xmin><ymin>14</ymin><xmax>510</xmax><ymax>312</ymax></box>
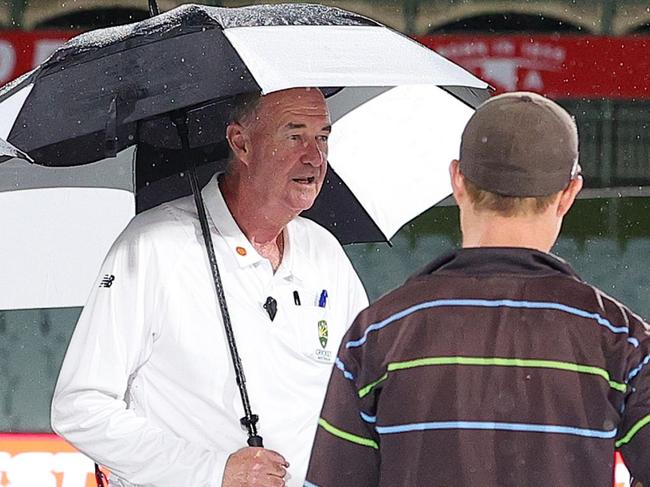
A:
<box><xmin>229</xmin><ymin>91</ymin><xmax>262</xmax><ymax>126</ymax></box>
<box><xmin>463</xmin><ymin>173</ymin><xmax>559</xmax><ymax>217</ymax></box>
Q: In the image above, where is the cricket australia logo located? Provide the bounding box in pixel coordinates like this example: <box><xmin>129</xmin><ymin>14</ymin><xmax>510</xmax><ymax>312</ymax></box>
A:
<box><xmin>99</xmin><ymin>274</ymin><xmax>115</xmax><ymax>288</ymax></box>
<box><xmin>318</xmin><ymin>320</ymin><xmax>328</xmax><ymax>349</ymax></box>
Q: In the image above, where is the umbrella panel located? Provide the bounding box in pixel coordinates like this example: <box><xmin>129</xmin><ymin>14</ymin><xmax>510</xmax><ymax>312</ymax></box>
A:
<box><xmin>0</xmin><ymin>136</ymin><xmax>32</xmax><ymax>163</ymax></box>
<box><xmin>9</xmin><ymin>27</ymin><xmax>259</xmax><ymax>166</ymax></box>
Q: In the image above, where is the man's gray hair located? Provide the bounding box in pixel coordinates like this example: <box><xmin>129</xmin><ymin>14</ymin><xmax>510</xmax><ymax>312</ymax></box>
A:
<box><xmin>229</xmin><ymin>91</ymin><xmax>262</xmax><ymax>126</ymax></box>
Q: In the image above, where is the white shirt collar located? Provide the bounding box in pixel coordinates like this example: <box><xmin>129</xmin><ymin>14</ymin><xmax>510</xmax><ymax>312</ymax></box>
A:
<box><xmin>201</xmin><ymin>173</ymin><xmax>309</xmax><ymax>282</ymax></box>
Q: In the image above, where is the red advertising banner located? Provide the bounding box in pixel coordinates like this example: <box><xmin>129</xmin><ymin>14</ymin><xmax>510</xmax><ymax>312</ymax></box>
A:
<box><xmin>0</xmin><ymin>31</ymin><xmax>648</xmax><ymax>99</ymax></box>
<box><xmin>0</xmin><ymin>31</ymin><xmax>73</xmax><ymax>86</ymax></box>
<box><xmin>417</xmin><ymin>35</ymin><xmax>650</xmax><ymax>100</ymax></box>
<box><xmin>0</xmin><ymin>433</ymin><xmax>100</xmax><ymax>487</ymax></box>
<box><xmin>0</xmin><ymin>433</ymin><xmax>634</xmax><ymax>487</ymax></box>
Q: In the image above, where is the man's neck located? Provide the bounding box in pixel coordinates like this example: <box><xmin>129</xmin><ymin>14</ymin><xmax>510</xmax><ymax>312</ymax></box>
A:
<box><xmin>219</xmin><ymin>173</ymin><xmax>293</xmax><ymax>270</ymax></box>
<box><xmin>461</xmin><ymin>212</ymin><xmax>558</xmax><ymax>253</ymax></box>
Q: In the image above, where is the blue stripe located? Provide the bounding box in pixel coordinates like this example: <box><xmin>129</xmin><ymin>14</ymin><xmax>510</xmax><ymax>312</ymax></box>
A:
<box><xmin>335</xmin><ymin>357</ymin><xmax>354</xmax><ymax>381</ymax></box>
<box><xmin>360</xmin><ymin>411</ymin><xmax>377</xmax><ymax>424</ymax></box>
<box><xmin>375</xmin><ymin>420</ymin><xmax>617</xmax><ymax>439</ymax></box>
<box><xmin>304</xmin><ymin>482</ymin><xmax>320</xmax><ymax>487</ymax></box>
<box><xmin>628</xmin><ymin>354</ymin><xmax>650</xmax><ymax>382</ymax></box>
<box><xmin>628</xmin><ymin>337</ymin><xmax>640</xmax><ymax>347</ymax></box>
<box><xmin>347</xmin><ymin>299</ymin><xmax>632</xmax><ymax>349</ymax></box>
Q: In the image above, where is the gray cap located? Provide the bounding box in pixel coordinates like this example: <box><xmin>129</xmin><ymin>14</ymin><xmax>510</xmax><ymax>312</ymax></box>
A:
<box><xmin>459</xmin><ymin>91</ymin><xmax>580</xmax><ymax>197</ymax></box>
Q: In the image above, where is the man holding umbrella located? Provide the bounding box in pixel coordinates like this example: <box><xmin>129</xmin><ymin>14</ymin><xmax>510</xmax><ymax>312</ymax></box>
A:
<box><xmin>52</xmin><ymin>87</ymin><xmax>368</xmax><ymax>487</ymax></box>
<box><xmin>306</xmin><ymin>92</ymin><xmax>650</xmax><ymax>486</ymax></box>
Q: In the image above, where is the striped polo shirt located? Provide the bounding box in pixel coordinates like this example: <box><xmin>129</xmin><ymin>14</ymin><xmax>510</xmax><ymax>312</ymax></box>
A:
<box><xmin>306</xmin><ymin>247</ymin><xmax>650</xmax><ymax>487</ymax></box>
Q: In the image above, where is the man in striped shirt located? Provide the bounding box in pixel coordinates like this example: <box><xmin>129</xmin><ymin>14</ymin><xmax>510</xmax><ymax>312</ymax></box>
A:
<box><xmin>305</xmin><ymin>92</ymin><xmax>650</xmax><ymax>486</ymax></box>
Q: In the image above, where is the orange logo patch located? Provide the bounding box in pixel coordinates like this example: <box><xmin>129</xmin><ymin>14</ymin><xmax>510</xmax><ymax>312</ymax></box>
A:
<box><xmin>236</xmin><ymin>246</ymin><xmax>247</xmax><ymax>256</ymax></box>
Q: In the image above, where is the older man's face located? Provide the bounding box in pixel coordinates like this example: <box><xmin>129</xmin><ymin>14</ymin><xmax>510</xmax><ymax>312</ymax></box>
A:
<box><xmin>244</xmin><ymin>88</ymin><xmax>331</xmax><ymax>214</ymax></box>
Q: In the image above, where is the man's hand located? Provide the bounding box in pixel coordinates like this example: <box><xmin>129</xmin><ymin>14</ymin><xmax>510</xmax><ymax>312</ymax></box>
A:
<box><xmin>223</xmin><ymin>447</ymin><xmax>289</xmax><ymax>486</ymax></box>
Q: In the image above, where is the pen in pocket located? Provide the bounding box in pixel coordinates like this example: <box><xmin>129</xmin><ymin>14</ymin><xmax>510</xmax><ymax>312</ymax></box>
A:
<box><xmin>318</xmin><ymin>289</ymin><xmax>328</xmax><ymax>308</ymax></box>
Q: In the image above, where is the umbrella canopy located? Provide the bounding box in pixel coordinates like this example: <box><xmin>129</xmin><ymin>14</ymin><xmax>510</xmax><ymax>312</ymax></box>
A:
<box><xmin>0</xmin><ymin>136</ymin><xmax>31</xmax><ymax>163</ymax></box>
<box><xmin>0</xmin><ymin>3</ymin><xmax>489</xmax><ymax>243</ymax></box>
<box><xmin>0</xmin><ymin>144</ymin><xmax>134</xmax><ymax>311</ymax></box>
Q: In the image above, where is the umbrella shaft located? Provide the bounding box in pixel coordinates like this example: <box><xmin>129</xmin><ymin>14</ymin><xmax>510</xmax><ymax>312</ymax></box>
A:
<box><xmin>187</xmin><ymin>161</ymin><xmax>262</xmax><ymax>445</ymax></box>
<box><xmin>148</xmin><ymin>0</ymin><xmax>160</xmax><ymax>16</ymax></box>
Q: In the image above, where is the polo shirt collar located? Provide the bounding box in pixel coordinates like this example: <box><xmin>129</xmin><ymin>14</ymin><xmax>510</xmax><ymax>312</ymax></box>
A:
<box><xmin>201</xmin><ymin>173</ymin><xmax>305</xmax><ymax>281</ymax></box>
<box><xmin>414</xmin><ymin>247</ymin><xmax>581</xmax><ymax>280</ymax></box>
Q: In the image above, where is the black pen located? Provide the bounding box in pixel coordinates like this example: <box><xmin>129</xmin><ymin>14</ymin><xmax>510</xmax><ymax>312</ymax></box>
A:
<box><xmin>293</xmin><ymin>290</ymin><xmax>301</xmax><ymax>306</ymax></box>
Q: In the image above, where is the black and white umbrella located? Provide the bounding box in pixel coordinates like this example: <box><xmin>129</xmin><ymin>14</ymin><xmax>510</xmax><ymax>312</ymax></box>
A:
<box><xmin>0</xmin><ymin>2</ymin><xmax>489</xmax><ymax>448</ymax></box>
<box><xmin>0</xmin><ymin>3</ymin><xmax>489</xmax><ymax>244</ymax></box>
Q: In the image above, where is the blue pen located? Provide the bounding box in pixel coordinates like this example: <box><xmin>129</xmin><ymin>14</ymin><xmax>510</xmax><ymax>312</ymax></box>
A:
<box><xmin>318</xmin><ymin>289</ymin><xmax>328</xmax><ymax>308</ymax></box>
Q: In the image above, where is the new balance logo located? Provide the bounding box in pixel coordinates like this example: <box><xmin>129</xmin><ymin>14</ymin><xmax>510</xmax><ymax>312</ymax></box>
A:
<box><xmin>99</xmin><ymin>274</ymin><xmax>115</xmax><ymax>288</ymax></box>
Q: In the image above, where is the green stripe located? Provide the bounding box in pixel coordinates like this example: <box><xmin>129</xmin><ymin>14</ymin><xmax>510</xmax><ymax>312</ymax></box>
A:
<box><xmin>358</xmin><ymin>356</ymin><xmax>626</xmax><ymax>398</ymax></box>
<box><xmin>358</xmin><ymin>372</ymin><xmax>388</xmax><ymax>398</ymax></box>
<box><xmin>616</xmin><ymin>414</ymin><xmax>650</xmax><ymax>448</ymax></box>
<box><xmin>318</xmin><ymin>418</ymin><xmax>379</xmax><ymax>449</ymax></box>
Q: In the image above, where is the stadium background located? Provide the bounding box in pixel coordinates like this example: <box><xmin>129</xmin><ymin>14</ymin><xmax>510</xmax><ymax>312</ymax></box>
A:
<box><xmin>0</xmin><ymin>1</ymin><xmax>648</xmax><ymax>485</ymax></box>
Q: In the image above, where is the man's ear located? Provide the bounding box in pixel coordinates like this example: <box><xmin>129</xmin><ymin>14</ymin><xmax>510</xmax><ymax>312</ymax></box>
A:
<box><xmin>557</xmin><ymin>175</ymin><xmax>583</xmax><ymax>217</ymax></box>
<box><xmin>226</xmin><ymin>122</ymin><xmax>250</xmax><ymax>165</ymax></box>
<box><xmin>449</xmin><ymin>159</ymin><xmax>466</xmax><ymax>204</ymax></box>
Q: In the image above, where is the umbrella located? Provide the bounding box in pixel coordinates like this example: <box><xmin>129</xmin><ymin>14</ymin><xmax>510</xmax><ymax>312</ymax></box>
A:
<box><xmin>0</xmin><ymin>2</ymin><xmax>489</xmax><ymax>448</ymax></box>
<box><xmin>0</xmin><ymin>3</ymin><xmax>489</xmax><ymax>243</ymax></box>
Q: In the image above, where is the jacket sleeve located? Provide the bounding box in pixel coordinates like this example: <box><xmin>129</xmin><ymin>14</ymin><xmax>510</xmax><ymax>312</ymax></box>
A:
<box><xmin>51</xmin><ymin>226</ymin><xmax>229</xmax><ymax>487</ymax></box>
<box><xmin>617</xmin><ymin>315</ymin><xmax>650</xmax><ymax>485</ymax></box>
<box><xmin>305</xmin><ymin>321</ymin><xmax>380</xmax><ymax>487</ymax></box>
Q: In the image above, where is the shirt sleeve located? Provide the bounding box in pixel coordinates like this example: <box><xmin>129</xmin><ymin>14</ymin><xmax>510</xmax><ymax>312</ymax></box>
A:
<box><xmin>616</xmin><ymin>350</ymin><xmax>650</xmax><ymax>485</ymax></box>
<box><xmin>305</xmin><ymin>318</ymin><xmax>380</xmax><ymax>487</ymax></box>
<box><xmin>617</xmin><ymin>319</ymin><xmax>650</xmax><ymax>485</ymax></box>
<box><xmin>51</xmin><ymin>225</ymin><xmax>228</xmax><ymax>487</ymax></box>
